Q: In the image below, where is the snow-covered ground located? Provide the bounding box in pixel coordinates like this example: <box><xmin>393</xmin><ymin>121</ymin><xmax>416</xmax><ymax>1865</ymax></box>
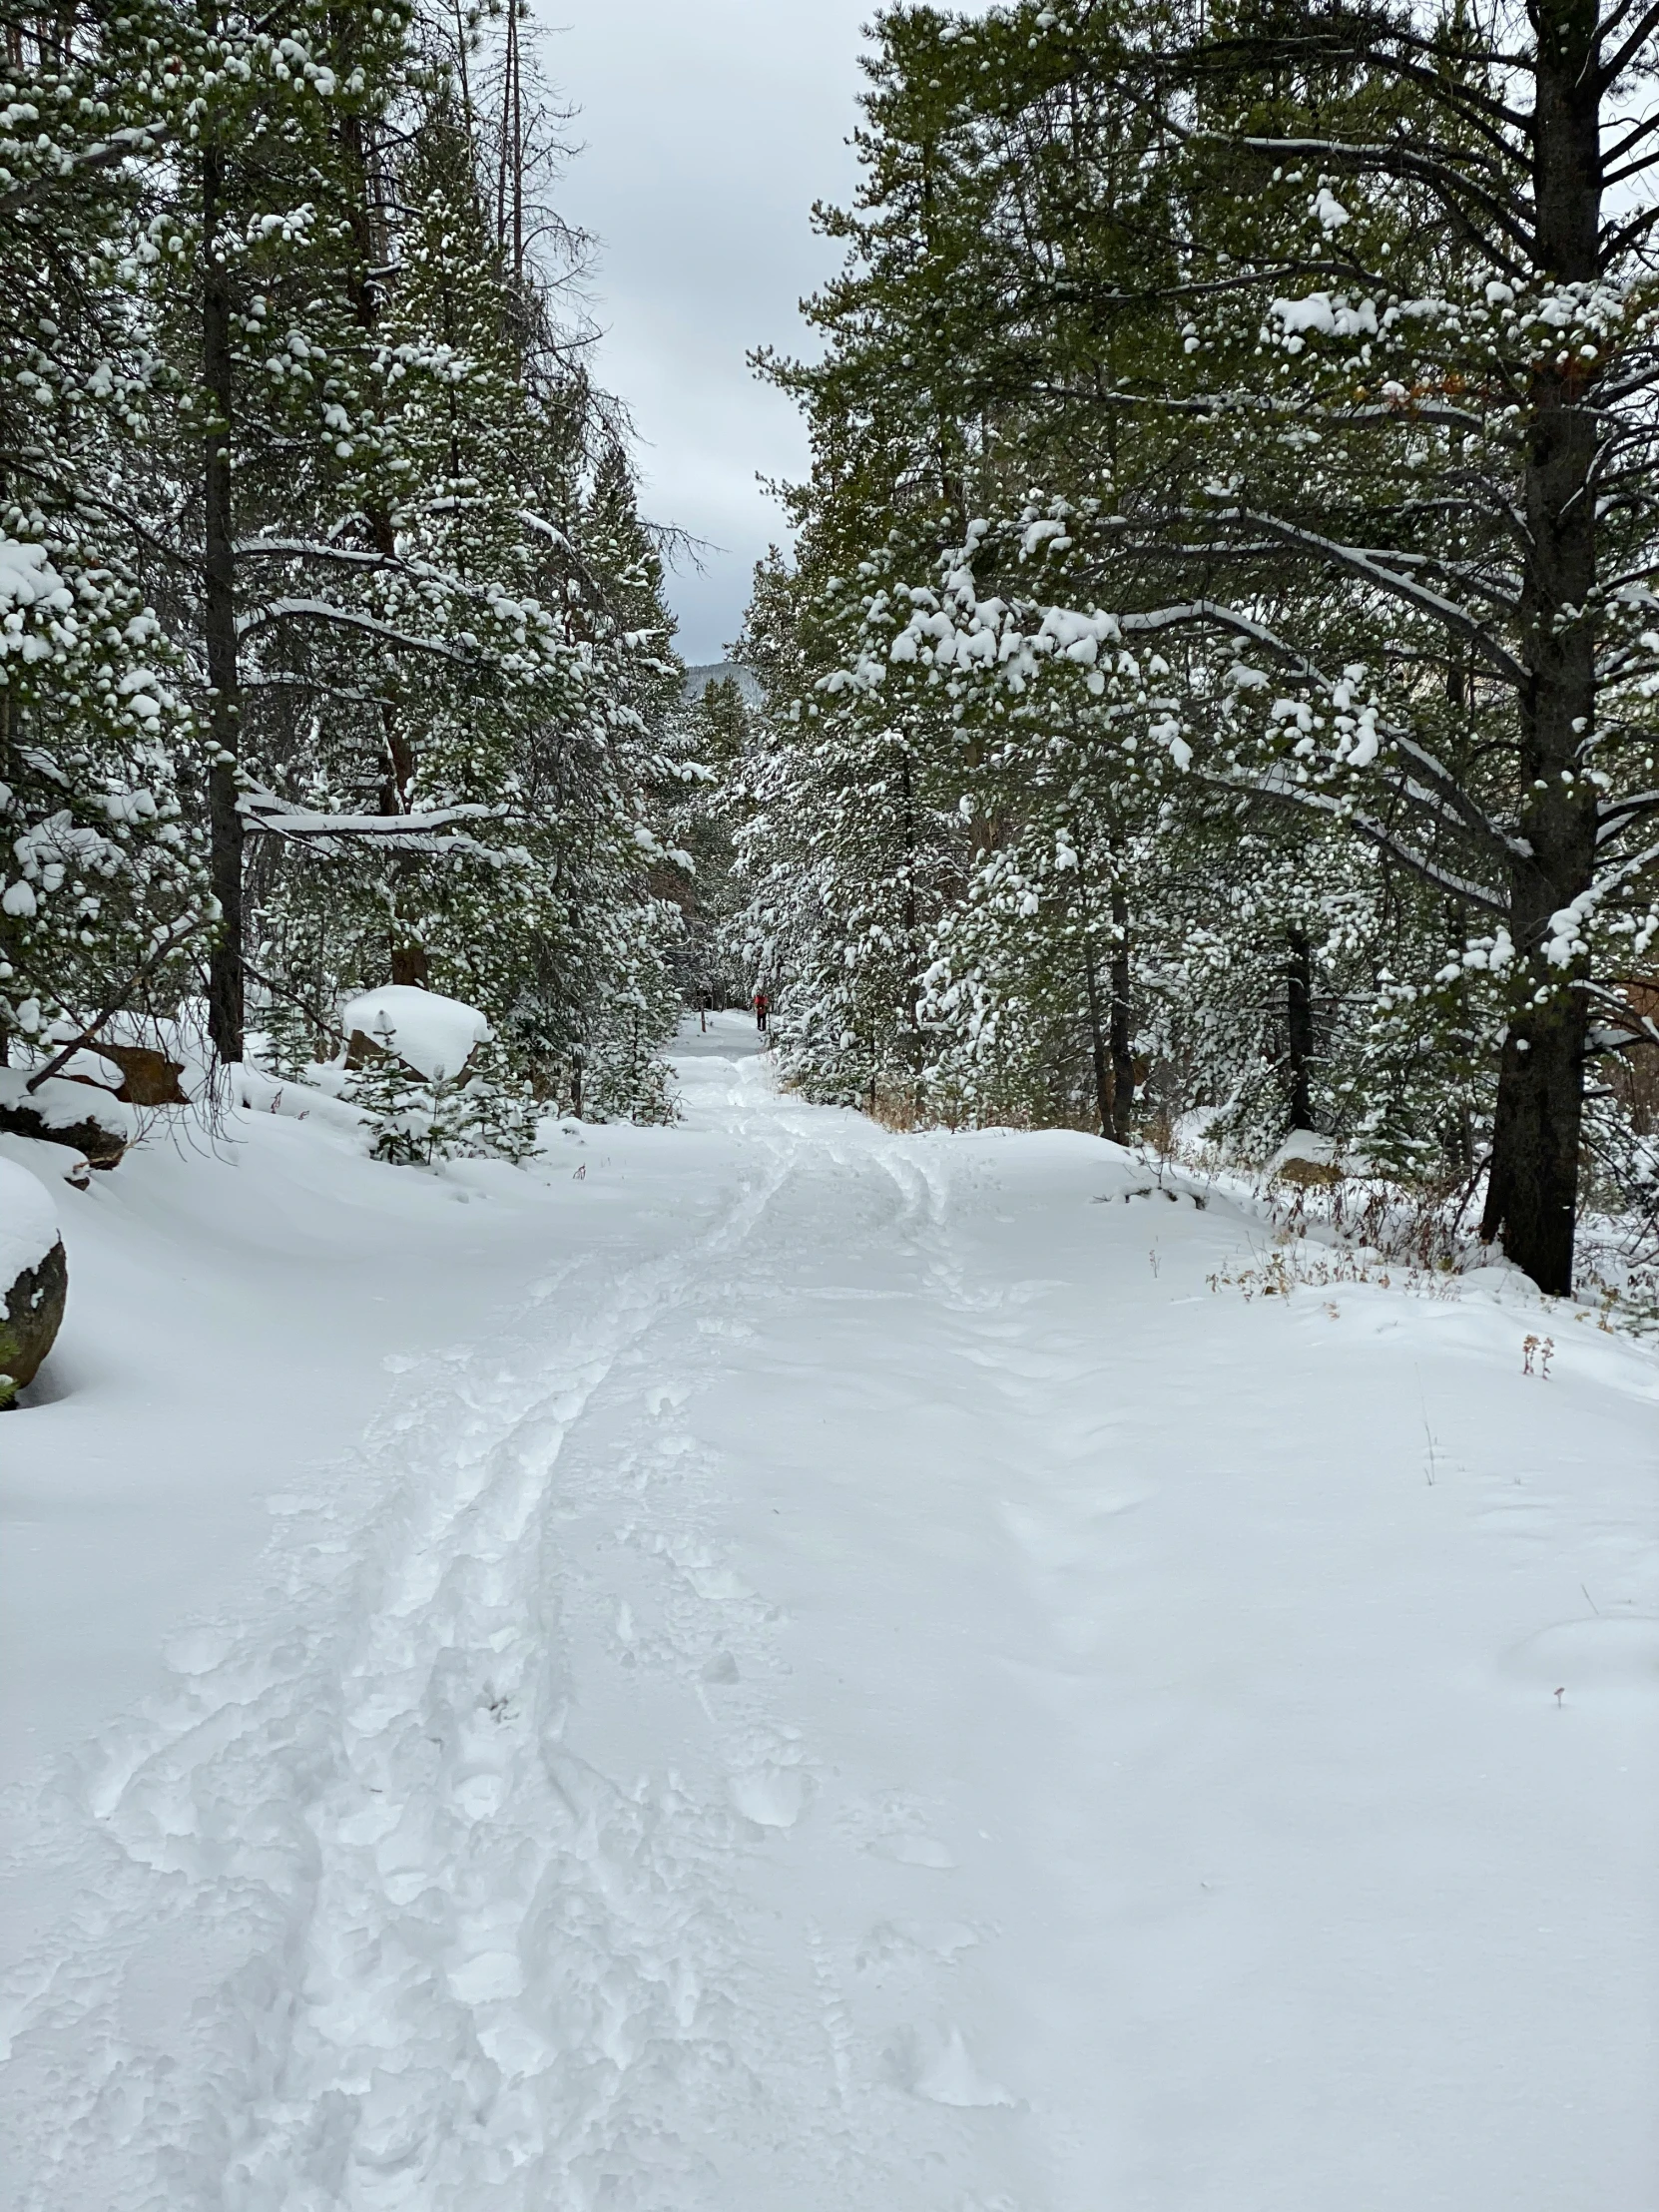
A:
<box><xmin>2</xmin><ymin>1013</ymin><xmax>1654</xmax><ymax>2210</ymax></box>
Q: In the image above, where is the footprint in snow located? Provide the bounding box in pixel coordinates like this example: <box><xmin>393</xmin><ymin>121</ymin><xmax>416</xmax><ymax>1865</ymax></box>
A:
<box><xmin>868</xmin><ymin>1833</ymin><xmax>957</xmax><ymax>1869</ymax></box>
<box><xmin>161</xmin><ymin>1623</ymin><xmax>236</xmax><ymax>1676</ymax></box>
<box><xmin>891</xmin><ymin>2023</ymin><xmax>1015</xmax><ymax>2108</ymax></box>
<box><xmin>857</xmin><ymin>1919</ymin><xmax>981</xmax><ymax>1969</ymax></box>
<box><xmin>729</xmin><ymin>1764</ymin><xmax>812</xmax><ymax>1828</ymax></box>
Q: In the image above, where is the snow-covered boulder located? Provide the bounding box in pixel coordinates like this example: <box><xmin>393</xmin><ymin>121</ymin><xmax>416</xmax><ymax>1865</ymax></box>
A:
<box><xmin>46</xmin><ymin>1041</ymin><xmax>191</xmax><ymax>1106</ymax></box>
<box><xmin>97</xmin><ymin>1041</ymin><xmax>192</xmax><ymax>1106</ymax></box>
<box><xmin>340</xmin><ymin>985</ymin><xmax>492</xmax><ymax>1084</ymax></box>
<box><xmin>0</xmin><ymin>1157</ymin><xmax>66</xmax><ymax>1405</ymax></box>
<box><xmin>0</xmin><ymin>1068</ymin><xmax>134</xmax><ymax>1168</ymax></box>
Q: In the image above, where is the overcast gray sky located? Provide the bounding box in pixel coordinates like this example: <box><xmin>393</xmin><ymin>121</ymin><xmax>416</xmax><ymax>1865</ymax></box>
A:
<box><xmin>543</xmin><ymin>1</ymin><xmax>879</xmax><ymax>665</ymax></box>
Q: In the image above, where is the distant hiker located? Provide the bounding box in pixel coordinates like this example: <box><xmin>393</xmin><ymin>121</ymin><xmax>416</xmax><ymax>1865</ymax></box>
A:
<box><xmin>754</xmin><ymin>990</ymin><xmax>770</xmax><ymax>1033</ymax></box>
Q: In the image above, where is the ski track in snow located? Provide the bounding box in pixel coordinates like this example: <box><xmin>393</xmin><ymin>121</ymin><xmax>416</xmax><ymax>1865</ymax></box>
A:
<box><xmin>2</xmin><ymin>1043</ymin><xmax>1656</xmax><ymax>2211</ymax></box>
<box><xmin>0</xmin><ymin>1062</ymin><xmax>1033</xmax><ymax>2210</ymax></box>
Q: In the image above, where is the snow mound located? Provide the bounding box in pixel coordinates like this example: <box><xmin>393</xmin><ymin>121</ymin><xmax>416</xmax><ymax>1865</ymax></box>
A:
<box><xmin>0</xmin><ymin>1130</ymin><xmax>90</xmax><ymax>1187</ymax></box>
<box><xmin>340</xmin><ymin>985</ymin><xmax>491</xmax><ymax>1081</ymax></box>
<box><xmin>0</xmin><ymin>1155</ymin><xmax>59</xmax><ymax>1289</ymax></box>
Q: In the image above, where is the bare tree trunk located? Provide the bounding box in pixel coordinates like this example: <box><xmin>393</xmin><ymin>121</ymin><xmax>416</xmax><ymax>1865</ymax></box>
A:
<box><xmin>496</xmin><ymin>0</ymin><xmax>521</xmax><ymax>275</ymax></box>
<box><xmin>202</xmin><ymin>134</ymin><xmax>244</xmax><ymax>1064</ymax></box>
<box><xmin>1077</xmin><ymin>840</ymin><xmax>1134</xmax><ymax>1141</ymax></box>
<box><xmin>1082</xmin><ymin>937</ymin><xmax>1114</xmax><ymax>1138</ymax></box>
<box><xmin>1108</xmin><ymin>876</ymin><xmax>1134</xmax><ymax>1143</ymax></box>
<box><xmin>374</xmin><ymin>683</ymin><xmax>427</xmax><ymax>985</ymax></box>
<box><xmin>1287</xmin><ymin>926</ymin><xmax>1315</xmax><ymax>1131</ymax></box>
<box><xmin>338</xmin><ymin>94</ymin><xmax>429</xmax><ymax>990</ymax></box>
<box><xmin>509</xmin><ymin>0</ymin><xmax>523</xmax><ymax>279</ymax></box>
<box><xmin>899</xmin><ymin>749</ymin><xmax>925</xmax><ymax>1101</ymax></box>
<box><xmin>1479</xmin><ymin>9</ymin><xmax>1601</xmax><ymax>1296</ymax></box>
<box><xmin>451</xmin><ymin>0</ymin><xmax>474</xmax><ymax>140</ymax></box>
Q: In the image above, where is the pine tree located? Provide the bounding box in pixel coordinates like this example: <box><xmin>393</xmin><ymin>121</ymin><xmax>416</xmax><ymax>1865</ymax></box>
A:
<box><xmin>0</xmin><ymin>3</ymin><xmax>210</xmax><ymax>1065</ymax></box>
<box><xmin>735</xmin><ymin>0</ymin><xmax>1659</xmax><ymax>1293</ymax></box>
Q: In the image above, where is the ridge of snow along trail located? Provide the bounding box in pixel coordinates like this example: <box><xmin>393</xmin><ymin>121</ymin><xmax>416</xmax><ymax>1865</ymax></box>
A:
<box><xmin>2</xmin><ymin>1014</ymin><xmax>1656</xmax><ymax>2210</ymax></box>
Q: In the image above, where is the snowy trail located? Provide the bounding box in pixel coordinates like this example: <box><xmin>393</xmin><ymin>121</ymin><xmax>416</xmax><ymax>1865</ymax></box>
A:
<box><xmin>3</xmin><ymin>1041</ymin><xmax>1656</xmax><ymax>2210</ymax></box>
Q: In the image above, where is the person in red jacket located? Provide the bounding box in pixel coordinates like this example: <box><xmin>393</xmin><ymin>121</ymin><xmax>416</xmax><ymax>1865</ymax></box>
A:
<box><xmin>753</xmin><ymin>989</ymin><xmax>770</xmax><ymax>1034</ymax></box>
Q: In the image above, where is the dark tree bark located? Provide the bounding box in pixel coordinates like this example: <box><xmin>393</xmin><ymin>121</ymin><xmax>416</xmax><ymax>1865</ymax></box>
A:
<box><xmin>1477</xmin><ymin>2</ymin><xmax>1602</xmax><ymax>1296</ymax></box>
<box><xmin>1077</xmin><ymin>845</ymin><xmax>1134</xmax><ymax>1142</ymax></box>
<box><xmin>202</xmin><ymin>133</ymin><xmax>245</xmax><ymax>1064</ymax></box>
<box><xmin>1082</xmin><ymin>937</ymin><xmax>1115</xmax><ymax>1139</ymax></box>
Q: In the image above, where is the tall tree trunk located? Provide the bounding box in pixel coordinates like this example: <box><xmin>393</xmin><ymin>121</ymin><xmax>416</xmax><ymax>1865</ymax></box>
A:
<box><xmin>899</xmin><ymin>748</ymin><xmax>924</xmax><ymax>1101</ymax></box>
<box><xmin>1081</xmin><ymin>937</ymin><xmax>1114</xmax><ymax>1138</ymax></box>
<box><xmin>338</xmin><ymin>93</ymin><xmax>429</xmax><ymax>989</ymax></box>
<box><xmin>202</xmin><ymin>134</ymin><xmax>244</xmax><ymax>1065</ymax></box>
<box><xmin>1479</xmin><ymin>10</ymin><xmax>1601</xmax><ymax>1295</ymax></box>
<box><xmin>496</xmin><ymin>0</ymin><xmax>522</xmax><ymax>275</ymax></box>
<box><xmin>1286</xmin><ymin>926</ymin><xmax>1315</xmax><ymax>1131</ymax></box>
<box><xmin>1108</xmin><ymin>875</ymin><xmax>1134</xmax><ymax>1143</ymax></box>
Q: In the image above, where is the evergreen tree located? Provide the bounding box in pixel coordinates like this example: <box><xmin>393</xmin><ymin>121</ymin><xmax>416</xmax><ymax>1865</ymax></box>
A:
<box><xmin>1</xmin><ymin>0</ymin><xmax>690</xmax><ymax>1134</ymax></box>
<box><xmin>0</xmin><ymin>3</ymin><xmax>210</xmax><ymax>1064</ymax></box>
<box><xmin>734</xmin><ymin>0</ymin><xmax>1659</xmax><ymax>1293</ymax></box>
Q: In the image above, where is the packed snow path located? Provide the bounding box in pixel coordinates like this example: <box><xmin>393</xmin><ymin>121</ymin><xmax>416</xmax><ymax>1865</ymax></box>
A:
<box><xmin>2</xmin><ymin>1033</ymin><xmax>1655</xmax><ymax>2210</ymax></box>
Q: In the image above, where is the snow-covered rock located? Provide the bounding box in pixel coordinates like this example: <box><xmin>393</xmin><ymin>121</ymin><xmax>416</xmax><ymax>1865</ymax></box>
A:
<box><xmin>340</xmin><ymin>985</ymin><xmax>491</xmax><ymax>1083</ymax></box>
<box><xmin>0</xmin><ymin>1155</ymin><xmax>65</xmax><ymax>1404</ymax></box>
<box><xmin>48</xmin><ymin>1041</ymin><xmax>192</xmax><ymax>1106</ymax></box>
<box><xmin>0</xmin><ymin>1068</ymin><xmax>135</xmax><ymax>1166</ymax></box>
<box><xmin>98</xmin><ymin>1041</ymin><xmax>192</xmax><ymax>1106</ymax></box>
<box><xmin>1268</xmin><ymin>1128</ymin><xmax>1346</xmax><ymax>1185</ymax></box>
